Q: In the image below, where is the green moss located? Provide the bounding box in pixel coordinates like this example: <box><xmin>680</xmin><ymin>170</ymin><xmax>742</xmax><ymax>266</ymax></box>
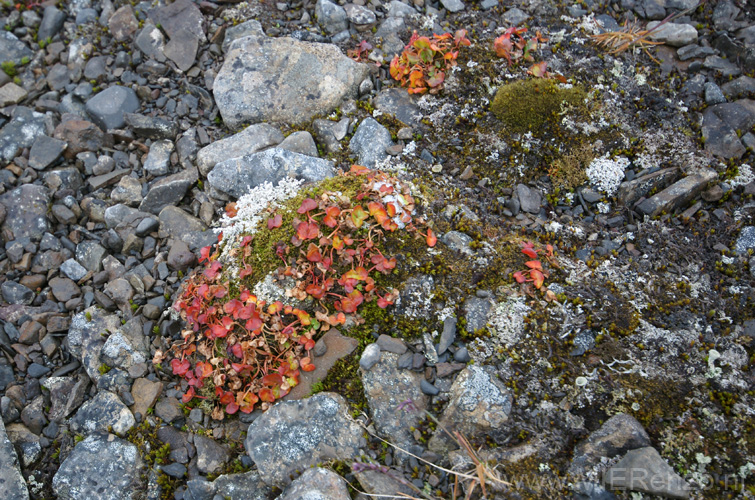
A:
<box><xmin>490</xmin><ymin>79</ymin><xmax>588</xmax><ymax>136</ymax></box>
<box><xmin>548</xmin><ymin>141</ymin><xmax>593</xmax><ymax>191</ymax></box>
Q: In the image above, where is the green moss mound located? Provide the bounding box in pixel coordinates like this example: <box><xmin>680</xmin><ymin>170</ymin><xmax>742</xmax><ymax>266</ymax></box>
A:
<box><xmin>490</xmin><ymin>79</ymin><xmax>588</xmax><ymax>135</ymax></box>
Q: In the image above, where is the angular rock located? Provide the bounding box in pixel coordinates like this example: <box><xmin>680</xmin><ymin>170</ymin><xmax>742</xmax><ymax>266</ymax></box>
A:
<box><xmin>134</xmin><ymin>24</ymin><xmax>166</xmax><ymax>61</ymax></box>
<box><xmin>636</xmin><ymin>168</ymin><xmax>717</xmax><ymax>217</ymax></box>
<box><xmin>349</xmin><ymin>118</ymin><xmax>394</xmax><ymax>168</ymax></box>
<box><xmin>517</xmin><ymin>183</ymin><xmax>542</xmax><ymax>214</ymax></box>
<box><xmin>617</xmin><ymin>168</ymin><xmax>678</xmax><ymax>206</ymax></box>
<box><xmin>185</xmin><ymin>470</ymin><xmax>271</xmax><ymax>500</ymax></box>
<box><xmin>28</xmin><ymin>135</ymin><xmax>67</xmax><ymax>170</ymax></box>
<box><xmin>385</xmin><ymin>1</ymin><xmax>417</xmax><ymax>18</ymax></box>
<box><xmin>208</xmin><ymin>147</ymin><xmax>334</xmax><ymax>199</ymax></box>
<box><xmin>76</xmin><ymin>241</ymin><xmax>107</xmax><ymax>272</ymax></box>
<box><xmin>214</xmin><ymin>35</ymin><xmax>370</xmax><ymax>127</ymax></box>
<box><xmin>278</xmin><ymin>131</ymin><xmax>319</xmax><ymax>157</ymax></box>
<box><xmin>43</xmin><ymin>375</ymin><xmax>90</xmax><ymax>422</ymax></box>
<box><xmin>222</xmin><ymin>19</ymin><xmax>266</xmax><ymax>53</ymax></box>
<box><xmin>5</xmin><ymin>423</ymin><xmax>40</xmax><ymax>467</ymax></box>
<box><xmin>86</xmin><ymin>86</ymin><xmax>140</xmax><ymax>131</ymax></box>
<box><xmin>278</xmin><ymin>468</ymin><xmax>350</xmax><ymax>500</ymax></box>
<box><xmin>123</xmin><ymin>113</ymin><xmax>178</xmax><ymax>140</ymax></box>
<box><xmin>570</xmin><ymin>413</ymin><xmax>651</xmax><ymax>476</ymax></box>
<box><xmin>646</xmin><ymin>21</ymin><xmax>698</xmax><ymax>47</ymax></box>
<box><xmin>1</xmin><ymin>282</ymin><xmax>34</xmax><ymax>305</ymax></box>
<box><xmin>101</xmin><ymin>318</ymin><xmax>149</xmax><ymax>371</ymax></box>
<box><xmin>245</xmin><ymin>393</ymin><xmax>365</xmax><ymax>487</ymax></box>
<box><xmin>440</xmin><ymin>0</ymin><xmax>465</xmax><ymax>13</ymax></box>
<box><xmin>108</xmin><ymin>5</ymin><xmax>139</xmax><ymax>42</ymax></box>
<box><xmin>0</xmin><ymin>184</ymin><xmax>50</xmax><ymax>241</ymax></box>
<box><xmin>438</xmin><ymin>316</ymin><xmax>457</xmax><ymax>355</ymax></box>
<box><xmin>0</xmin><ymin>107</ymin><xmax>47</xmax><ymax>163</ymax></box>
<box><xmin>0</xmin><ymin>419</ymin><xmax>29</xmax><ymax>500</ymax></box>
<box><xmin>428</xmin><ymin>366</ymin><xmax>513</xmax><ymax>453</ymax></box>
<box><xmin>70</xmin><ymin>391</ymin><xmax>135</xmax><ymax>436</ymax></box>
<box><xmin>374</xmin><ymin>88</ymin><xmax>422</xmax><ymax>126</ymax></box>
<box><xmin>66</xmin><ymin>307</ymin><xmax>122</xmax><ymax>383</ymax></box>
<box><xmin>53</xmin><ymin>119</ymin><xmax>107</xmax><ymax>158</ymax></box>
<box><xmin>345</xmin><ymin>4</ymin><xmax>377</xmax><ymax>26</ymax></box>
<box><xmin>142</xmin><ymin>140</ymin><xmax>173</xmax><ymax>177</ymax></box>
<box><xmin>315</xmin><ymin>0</ymin><xmax>348</xmax><ymax>35</ymax></box>
<box><xmin>194</xmin><ymin>434</ymin><xmax>230</xmax><ymax>474</ymax></box>
<box><xmin>148</xmin><ymin>0</ymin><xmax>206</xmax><ymax>44</ymax></box>
<box><xmin>164</xmin><ymin>30</ymin><xmax>198</xmax><ymax>72</ymax></box>
<box><xmin>0</xmin><ymin>82</ymin><xmax>27</xmax><ymax>107</ymax></box>
<box><xmin>158</xmin><ymin>205</ymin><xmax>208</xmax><ymax>243</ymax></box>
<box><xmin>721</xmin><ymin>76</ymin><xmax>755</xmax><ymax>100</ymax></box>
<box><xmin>140</xmin><ymin>167</ymin><xmax>197</xmax><ymax>214</ymax></box>
<box><xmin>0</xmin><ymin>31</ymin><xmax>32</xmax><ymax>66</ymax></box>
<box><xmin>703</xmin><ymin>55</ymin><xmax>741</xmax><ymax>77</ymax></box>
<box><xmin>196</xmin><ymin>124</ymin><xmax>284</xmax><ymax>176</ymax></box>
<box><xmin>53</xmin><ymin>433</ymin><xmax>143</xmax><ymax>500</ymax></box>
<box><xmin>361</xmin><ymin>352</ymin><xmax>428</xmax><ymax>456</ymax></box>
<box><xmin>735</xmin><ymin>226</ymin><xmax>755</xmax><ymax>254</ymax></box>
<box><xmin>48</xmin><ymin>277</ymin><xmax>80</xmax><ymax>302</ymax></box>
<box><xmin>603</xmin><ymin>447</ymin><xmax>690</xmax><ymax>499</ymax></box>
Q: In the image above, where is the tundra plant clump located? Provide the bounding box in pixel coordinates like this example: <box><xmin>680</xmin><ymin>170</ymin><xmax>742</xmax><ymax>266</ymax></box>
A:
<box><xmin>158</xmin><ymin>167</ymin><xmax>436</xmax><ymax>420</ymax></box>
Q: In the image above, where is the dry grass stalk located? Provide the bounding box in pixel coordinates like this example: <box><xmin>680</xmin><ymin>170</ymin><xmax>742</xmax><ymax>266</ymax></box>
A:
<box><xmin>590</xmin><ymin>20</ymin><xmax>664</xmax><ymax>63</ymax></box>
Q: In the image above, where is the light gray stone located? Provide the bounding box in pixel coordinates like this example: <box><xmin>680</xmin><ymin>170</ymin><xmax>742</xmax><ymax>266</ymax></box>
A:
<box><xmin>604</xmin><ymin>447</ymin><xmax>690</xmax><ymax>499</ymax></box>
<box><xmin>0</xmin><ymin>419</ymin><xmax>29</xmax><ymax>500</ymax></box>
<box><xmin>208</xmin><ymin>147</ymin><xmax>334</xmax><ymax>199</ymax></box>
<box><xmin>315</xmin><ymin>0</ymin><xmax>348</xmax><ymax>34</ymax></box>
<box><xmin>636</xmin><ymin>168</ymin><xmax>718</xmax><ymax>217</ymax></box>
<box><xmin>278</xmin><ymin>468</ymin><xmax>350</xmax><ymax>500</ymax></box>
<box><xmin>0</xmin><ymin>82</ymin><xmax>28</xmax><ymax>107</ymax></box>
<box><xmin>440</xmin><ymin>0</ymin><xmax>465</xmax><ymax>13</ymax></box>
<box><xmin>196</xmin><ymin>124</ymin><xmax>284</xmax><ymax>176</ymax></box>
<box><xmin>85</xmin><ymin>86</ymin><xmax>140</xmax><ymax>130</ymax></box>
<box><xmin>66</xmin><ymin>307</ymin><xmax>122</xmax><ymax>383</ymax></box>
<box><xmin>349</xmin><ymin>117</ymin><xmax>394</xmax><ymax>168</ymax></box>
<box><xmin>70</xmin><ymin>391</ymin><xmax>135</xmax><ymax>436</ymax></box>
<box><xmin>214</xmin><ymin>35</ymin><xmax>370</xmax><ymax>127</ymax></box>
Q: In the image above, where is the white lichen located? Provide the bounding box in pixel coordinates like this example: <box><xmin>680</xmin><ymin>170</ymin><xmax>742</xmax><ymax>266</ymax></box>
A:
<box><xmin>585</xmin><ymin>154</ymin><xmax>630</xmax><ymax>195</ymax></box>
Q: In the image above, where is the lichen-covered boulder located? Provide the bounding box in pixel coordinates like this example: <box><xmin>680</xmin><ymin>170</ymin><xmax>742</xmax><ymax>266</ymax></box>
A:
<box><xmin>245</xmin><ymin>393</ymin><xmax>365</xmax><ymax>488</ymax></box>
<box><xmin>278</xmin><ymin>467</ymin><xmax>351</xmax><ymax>500</ymax></box>
<box><xmin>53</xmin><ymin>433</ymin><xmax>143</xmax><ymax>500</ymax></box>
<box><xmin>66</xmin><ymin>307</ymin><xmax>122</xmax><ymax>383</ymax></box>
<box><xmin>428</xmin><ymin>365</ymin><xmax>513</xmax><ymax>453</ymax></box>
<box><xmin>213</xmin><ymin>35</ymin><xmax>370</xmax><ymax>127</ymax></box>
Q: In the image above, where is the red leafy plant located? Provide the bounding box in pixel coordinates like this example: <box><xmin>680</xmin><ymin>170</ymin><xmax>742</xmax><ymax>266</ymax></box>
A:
<box><xmin>390</xmin><ymin>30</ymin><xmax>471</xmax><ymax>95</ymax></box>
<box><xmin>347</xmin><ymin>40</ymin><xmax>374</xmax><ymax>63</ymax></box>
<box><xmin>493</xmin><ymin>27</ymin><xmax>555</xmax><ymax>78</ymax></box>
<box><xmin>158</xmin><ymin>166</ymin><xmax>436</xmax><ymax>419</ymax></box>
<box><xmin>513</xmin><ymin>241</ymin><xmax>558</xmax><ymax>300</ymax></box>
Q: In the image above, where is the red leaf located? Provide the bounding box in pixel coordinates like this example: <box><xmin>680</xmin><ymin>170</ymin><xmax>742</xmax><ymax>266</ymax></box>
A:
<box><xmin>181</xmin><ymin>386</ymin><xmax>195</xmax><ymax>403</ymax></box>
<box><xmin>300</xmin><ymin>357</ymin><xmax>316</xmax><ymax>372</ymax></box>
<box><xmin>267</xmin><ymin>213</ymin><xmax>282</xmax><ymax>229</ymax></box>
<box><xmin>323</xmin><ymin>214</ymin><xmax>338</xmax><ymax>228</ymax></box>
<box><xmin>298</xmin><ymin>198</ymin><xmax>318</xmax><ymax>214</ymax></box>
<box><xmin>225</xmin><ymin>402</ymin><xmax>239</xmax><ymax>415</ymax></box>
<box><xmin>522</xmin><ymin>247</ymin><xmax>538</xmax><ymax>259</ymax></box>
<box><xmin>171</xmin><ymin>358</ymin><xmax>190</xmax><ymax>376</ymax></box>
<box><xmin>306</xmin><ymin>243</ymin><xmax>322</xmax><ymax>262</ymax></box>
<box><xmin>296</xmin><ymin>221</ymin><xmax>320</xmax><ymax>240</ymax></box>
<box><xmin>531</xmin><ymin>269</ymin><xmax>545</xmax><ymax>289</ymax></box>
<box><xmin>513</xmin><ymin>271</ymin><xmax>526</xmax><ymax>284</ymax></box>
<box><xmin>203</xmin><ymin>260</ymin><xmax>223</xmax><ymax>280</ymax></box>
<box><xmin>258</xmin><ymin>388</ymin><xmax>276</xmax><ymax>403</ymax></box>
<box><xmin>306</xmin><ymin>284</ymin><xmax>325</xmax><ymax>299</ymax></box>
<box><xmin>199</xmin><ymin>246</ymin><xmax>212</xmax><ymax>263</ymax></box>
<box><xmin>231</xmin><ymin>343</ymin><xmax>243</xmax><ymax>358</ymax></box>
<box><xmin>241</xmin><ymin>235</ymin><xmax>253</xmax><ymax>247</ymax></box>
<box><xmin>225</xmin><ymin>202</ymin><xmax>237</xmax><ymax>218</ymax></box>
<box><xmin>340</xmin><ymin>290</ymin><xmax>364</xmax><ymax>313</ymax></box>
<box><xmin>426</xmin><ymin>229</ymin><xmax>437</xmax><ymax>247</ymax></box>
<box><xmin>262</xmin><ymin>373</ymin><xmax>284</xmax><ymax>387</ymax></box>
<box><xmin>525</xmin><ymin>260</ymin><xmax>542</xmax><ymax>270</ymax></box>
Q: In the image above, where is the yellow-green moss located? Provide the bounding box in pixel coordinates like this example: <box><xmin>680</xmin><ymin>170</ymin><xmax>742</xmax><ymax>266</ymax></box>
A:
<box><xmin>490</xmin><ymin>79</ymin><xmax>588</xmax><ymax>135</ymax></box>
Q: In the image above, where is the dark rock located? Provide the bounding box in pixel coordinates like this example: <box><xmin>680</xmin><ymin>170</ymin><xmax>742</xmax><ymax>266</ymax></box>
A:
<box><xmin>142</xmin><ymin>140</ymin><xmax>173</xmax><ymax>177</ymax></box>
<box><xmin>5</xmin><ymin>422</ymin><xmax>41</xmax><ymax>467</ymax></box>
<box><xmin>154</xmin><ymin>396</ymin><xmax>182</xmax><ymax>423</ymax></box>
<box><xmin>140</xmin><ymin>167</ymin><xmax>197</xmax><ymax>214</ymax></box>
<box><xmin>617</xmin><ymin>168</ymin><xmax>678</xmax><ymax>206</ymax></box>
<box><xmin>208</xmin><ymin>148</ymin><xmax>334</xmax><ymax>199</ymax></box>
<box><xmin>0</xmin><ymin>107</ymin><xmax>47</xmax><ymax>163</ymax></box>
<box><xmin>376</xmin><ymin>334</ymin><xmax>407</xmax><ymax>354</ymax></box>
<box><xmin>166</xmin><ymin>239</ymin><xmax>196</xmax><ymax>271</ymax></box>
<box><xmin>53</xmin><ymin>433</ymin><xmax>144</xmax><ymax>500</ymax></box>
<box><xmin>286</xmin><ymin>328</ymin><xmax>358</xmax><ymax>400</ymax></box>
<box><xmin>160</xmin><ymin>463</ymin><xmax>187</xmax><ymax>478</ymax></box>
<box><xmin>420</xmin><ymin>379</ymin><xmax>439</xmax><ymax>395</ymax></box>
<box><xmin>76</xmin><ymin>241</ymin><xmax>107</xmax><ymax>273</ymax></box>
<box><xmin>148</xmin><ymin>0</ymin><xmax>206</xmax><ymax>44</ymax></box>
<box><xmin>572</xmin><ymin>481</ymin><xmax>618</xmax><ymax>500</ymax></box>
<box><xmin>278</xmin><ymin>468</ymin><xmax>350</xmax><ymax>500</ymax></box>
<box><xmin>1</xmin><ymin>282</ymin><xmax>34</xmax><ymax>305</ymax></box>
<box><xmin>245</xmin><ymin>393</ymin><xmax>365</xmax><ymax>487</ymax></box>
<box><xmin>676</xmin><ymin>44</ymin><xmax>715</xmax><ymax>61</ymax></box>
<box><xmin>440</xmin><ymin>0</ymin><xmax>465</xmax><ymax>13</ymax></box>
<box><xmin>86</xmin><ymin>86</ymin><xmax>140</xmax><ymax>131</ymax></box>
<box><xmin>703</xmin><ymin>55</ymin><xmax>741</xmax><ymax>77</ymax></box>
<box><xmin>569</xmin><ymin>413</ymin><xmax>651</xmax><ymax>476</ymax></box>
<box><xmin>517</xmin><ymin>184</ymin><xmax>542</xmax><ymax>214</ymax></box>
<box><xmin>164</xmin><ymin>30</ymin><xmax>198</xmax><ymax>72</ymax></box>
<box><xmin>214</xmin><ymin>35</ymin><xmax>369</xmax><ymax>127</ymax></box>
<box><xmin>438</xmin><ymin>317</ymin><xmax>456</xmax><ymax>355</ymax></box>
<box><xmin>48</xmin><ymin>277</ymin><xmax>80</xmax><ymax>302</ymax></box>
<box><xmin>43</xmin><ymin>375</ymin><xmax>90</xmax><ymax>422</ymax></box>
<box><xmin>441</xmin><ymin>230</ymin><xmax>473</xmax><ymax>255</ymax></box>
<box><xmin>0</xmin><ymin>184</ymin><xmax>50</xmax><ymax>241</ymax></box>
<box><xmin>185</xmin><ymin>470</ymin><xmax>271</xmax><ymax>500</ymax></box>
<box><xmin>349</xmin><ymin>118</ymin><xmax>394</xmax><ymax>168</ymax></box>
<box><xmin>721</xmin><ymin>76</ymin><xmax>755</xmax><ymax>100</ymax></box>
<box><xmin>278</xmin><ymin>131</ymin><xmax>318</xmax><ymax>157</ymax></box>
<box><xmin>28</xmin><ymin>135</ymin><xmax>67</xmax><ymax>170</ymax></box>
<box><xmin>123</xmin><ymin>113</ymin><xmax>178</xmax><ymax>140</ymax></box>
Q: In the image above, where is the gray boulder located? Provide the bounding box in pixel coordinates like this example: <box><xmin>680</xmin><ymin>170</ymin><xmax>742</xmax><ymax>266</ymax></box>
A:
<box><xmin>278</xmin><ymin>468</ymin><xmax>350</xmax><ymax>500</ymax></box>
<box><xmin>349</xmin><ymin>118</ymin><xmax>394</xmax><ymax>168</ymax></box>
<box><xmin>101</xmin><ymin>318</ymin><xmax>149</xmax><ymax>372</ymax></box>
<box><xmin>207</xmin><ymin>147</ymin><xmax>334</xmax><ymax>199</ymax></box>
<box><xmin>0</xmin><ymin>419</ymin><xmax>29</xmax><ymax>500</ymax></box>
<box><xmin>184</xmin><ymin>470</ymin><xmax>271</xmax><ymax>500</ymax></box>
<box><xmin>0</xmin><ymin>106</ymin><xmax>48</xmax><ymax>163</ymax></box>
<box><xmin>196</xmin><ymin>124</ymin><xmax>283</xmax><ymax>176</ymax></box>
<box><xmin>53</xmin><ymin>433</ymin><xmax>143</xmax><ymax>500</ymax></box>
<box><xmin>603</xmin><ymin>447</ymin><xmax>690</xmax><ymax>499</ymax></box>
<box><xmin>70</xmin><ymin>391</ymin><xmax>135</xmax><ymax>436</ymax></box>
<box><xmin>569</xmin><ymin>413</ymin><xmax>651</xmax><ymax>476</ymax></box>
<box><xmin>0</xmin><ymin>184</ymin><xmax>50</xmax><ymax>241</ymax></box>
<box><xmin>85</xmin><ymin>86</ymin><xmax>140</xmax><ymax>130</ymax></box>
<box><xmin>140</xmin><ymin>167</ymin><xmax>198</xmax><ymax>214</ymax></box>
<box><xmin>66</xmin><ymin>307</ymin><xmax>122</xmax><ymax>383</ymax></box>
<box><xmin>647</xmin><ymin>21</ymin><xmax>698</xmax><ymax>47</ymax></box>
<box><xmin>214</xmin><ymin>35</ymin><xmax>370</xmax><ymax>127</ymax></box>
<box><xmin>0</xmin><ymin>31</ymin><xmax>32</xmax><ymax>66</ymax></box>
<box><xmin>428</xmin><ymin>366</ymin><xmax>513</xmax><ymax>453</ymax></box>
<box><xmin>315</xmin><ymin>0</ymin><xmax>348</xmax><ymax>34</ymax></box>
<box><xmin>245</xmin><ymin>393</ymin><xmax>365</xmax><ymax>488</ymax></box>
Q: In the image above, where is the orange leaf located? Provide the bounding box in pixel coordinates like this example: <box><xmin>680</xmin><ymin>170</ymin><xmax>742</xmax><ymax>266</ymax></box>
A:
<box><xmin>350</xmin><ymin>165</ymin><xmax>370</xmax><ymax>175</ymax></box>
<box><xmin>298</xmin><ymin>198</ymin><xmax>318</xmax><ymax>214</ymax></box>
<box><xmin>522</xmin><ymin>247</ymin><xmax>538</xmax><ymax>259</ymax></box>
<box><xmin>426</xmin><ymin>229</ymin><xmax>437</xmax><ymax>247</ymax></box>
<box><xmin>525</xmin><ymin>260</ymin><xmax>542</xmax><ymax>270</ymax></box>
<box><xmin>296</xmin><ymin>221</ymin><xmax>319</xmax><ymax>240</ymax></box>
<box><xmin>531</xmin><ymin>269</ymin><xmax>545</xmax><ymax>289</ymax></box>
<box><xmin>513</xmin><ymin>271</ymin><xmax>526</xmax><ymax>284</ymax></box>
<box><xmin>306</xmin><ymin>243</ymin><xmax>322</xmax><ymax>262</ymax></box>
<box><xmin>529</xmin><ymin>61</ymin><xmax>548</xmax><ymax>78</ymax></box>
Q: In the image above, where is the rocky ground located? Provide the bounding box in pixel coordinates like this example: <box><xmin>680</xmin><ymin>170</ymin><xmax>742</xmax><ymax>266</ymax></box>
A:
<box><xmin>0</xmin><ymin>0</ymin><xmax>754</xmax><ymax>499</ymax></box>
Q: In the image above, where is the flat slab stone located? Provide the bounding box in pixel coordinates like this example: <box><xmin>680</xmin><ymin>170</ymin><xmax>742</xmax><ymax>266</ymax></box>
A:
<box><xmin>140</xmin><ymin>167</ymin><xmax>198</xmax><ymax>214</ymax></box>
<box><xmin>207</xmin><ymin>147</ymin><xmax>334</xmax><ymax>199</ymax></box>
<box><xmin>196</xmin><ymin>123</ymin><xmax>284</xmax><ymax>176</ymax></box>
<box><xmin>349</xmin><ymin>118</ymin><xmax>393</xmax><ymax>168</ymax></box>
<box><xmin>148</xmin><ymin>0</ymin><xmax>206</xmax><ymax>44</ymax></box>
<box><xmin>604</xmin><ymin>447</ymin><xmax>690</xmax><ymax>499</ymax></box>
<box><xmin>646</xmin><ymin>21</ymin><xmax>698</xmax><ymax>47</ymax></box>
<box><xmin>28</xmin><ymin>135</ymin><xmax>67</xmax><ymax>170</ymax></box>
<box><xmin>636</xmin><ymin>168</ymin><xmax>717</xmax><ymax>217</ymax></box>
<box><xmin>0</xmin><ymin>184</ymin><xmax>50</xmax><ymax>241</ymax></box>
<box><xmin>0</xmin><ymin>82</ymin><xmax>28</xmax><ymax>107</ymax></box>
<box><xmin>278</xmin><ymin>468</ymin><xmax>350</xmax><ymax>500</ymax></box>
<box><xmin>245</xmin><ymin>392</ymin><xmax>365</xmax><ymax>488</ymax></box>
<box><xmin>570</xmin><ymin>413</ymin><xmax>651</xmax><ymax>476</ymax></box>
<box><xmin>0</xmin><ymin>31</ymin><xmax>32</xmax><ymax>66</ymax></box>
<box><xmin>214</xmin><ymin>35</ymin><xmax>369</xmax><ymax>127</ymax></box>
<box><xmin>285</xmin><ymin>329</ymin><xmax>358</xmax><ymax>400</ymax></box>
